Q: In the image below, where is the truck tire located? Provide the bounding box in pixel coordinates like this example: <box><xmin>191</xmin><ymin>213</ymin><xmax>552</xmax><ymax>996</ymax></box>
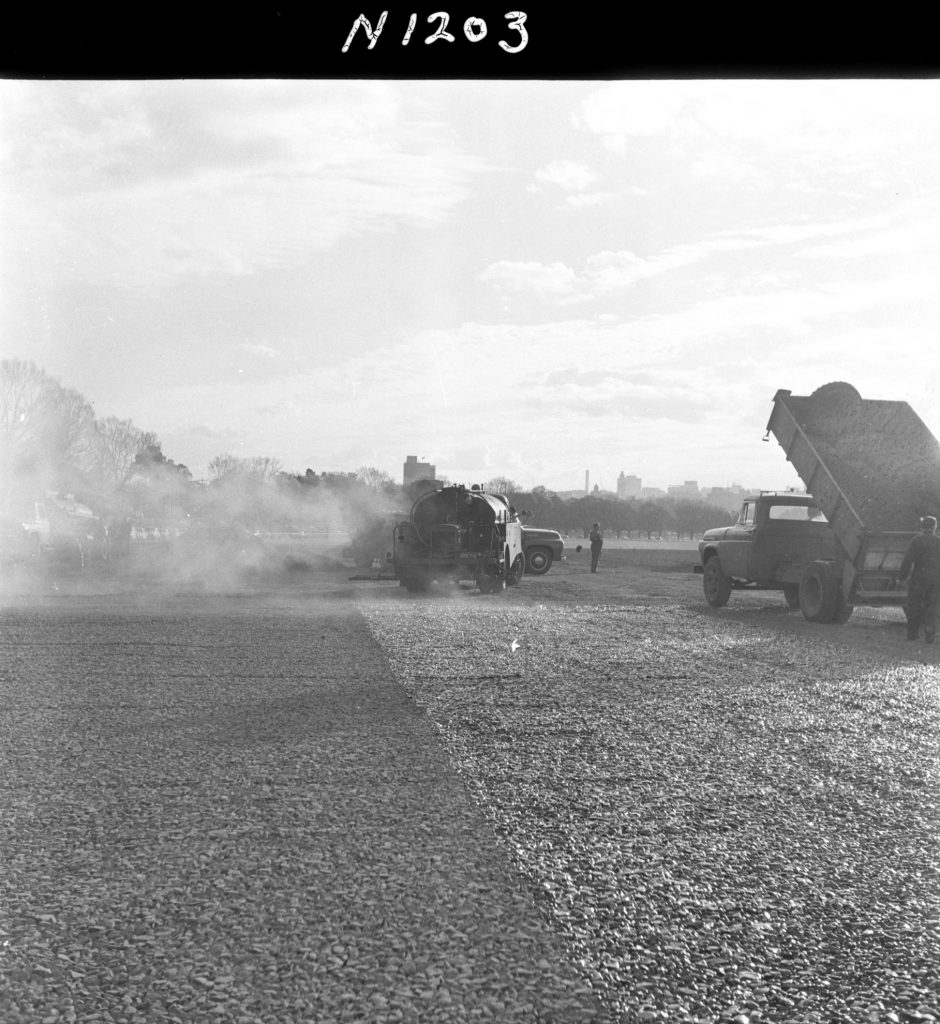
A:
<box><xmin>507</xmin><ymin>554</ymin><xmax>525</xmax><ymax>586</ymax></box>
<box><xmin>703</xmin><ymin>555</ymin><xmax>732</xmax><ymax>607</ymax></box>
<box><xmin>479</xmin><ymin>575</ymin><xmax>506</xmax><ymax>594</ymax></box>
<box><xmin>400</xmin><ymin>573</ymin><xmax>429</xmax><ymax>593</ymax></box>
<box><xmin>783</xmin><ymin>584</ymin><xmax>801</xmax><ymax>609</ymax></box>
<box><xmin>799</xmin><ymin>562</ymin><xmax>840</xmax><ymax>622</ymax></box>
<box><xmin>525</xmin><ymin>547</ymin><xmax>552</xmax><ymax>575</ymax></box>
<box><xmin>830</xmin><ymin>593</ymin><xmax>855</xmax><ymax>624</ymax></box>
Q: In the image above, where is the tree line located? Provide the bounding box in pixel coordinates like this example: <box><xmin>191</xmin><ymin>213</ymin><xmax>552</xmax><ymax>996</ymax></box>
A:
<box><xmin>0</xmin><ymin>360</ymin><xmax>735</xmax><ymax>537</ymax></box>
<box><xmin>478</xmin><ymin>478</ymin><xmax>734</xmax><ymax>540</ymax></box>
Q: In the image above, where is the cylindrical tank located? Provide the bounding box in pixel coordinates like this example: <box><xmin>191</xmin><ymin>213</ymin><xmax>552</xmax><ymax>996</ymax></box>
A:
<box><xmin>411</xmin><ymin>487</ymin><xmax>507</xmax><ymax>544</ymax></box>
<box><xmin>411</xmin><ymin>486</ymin><xmax>506</xmax><ymax>545</ymax></box>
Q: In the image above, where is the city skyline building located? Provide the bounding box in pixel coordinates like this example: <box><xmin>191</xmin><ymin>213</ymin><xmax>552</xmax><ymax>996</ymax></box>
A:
<box><xmin>403</xmin><ymin>455</ymin><xmax>436</xmax><ymax>488</ymax></box>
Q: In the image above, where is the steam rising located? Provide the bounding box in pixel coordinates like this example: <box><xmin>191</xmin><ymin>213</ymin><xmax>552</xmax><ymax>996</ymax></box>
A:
<box><xmin>1</xmin><ymin>359</ymin><xmax>411</xmax><ymax>598</ymax></box>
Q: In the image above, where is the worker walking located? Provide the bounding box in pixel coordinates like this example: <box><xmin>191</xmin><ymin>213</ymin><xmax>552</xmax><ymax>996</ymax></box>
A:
<box><xmin>898</xmin><ymin>515</ymin><xmax>940</xmax><ymax>643</ymax></box>
<box><xmin>589</xmin><ymin>522</ymin><xmax>603</xmax><ymax>573</ymax></box>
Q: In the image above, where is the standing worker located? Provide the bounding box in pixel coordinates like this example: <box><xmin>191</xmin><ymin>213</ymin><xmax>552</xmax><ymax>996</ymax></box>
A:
<box><xmin>898</xmin><ymin>515</ymin><xmax>940</xmax><ymax>643</ymax></box>
<box><xmin>589</xmin><ymin>522</ymin><xmax>603</xmax><ymax>573</ymax></box>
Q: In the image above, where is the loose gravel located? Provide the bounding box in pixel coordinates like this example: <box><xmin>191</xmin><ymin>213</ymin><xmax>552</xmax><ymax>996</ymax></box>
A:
<box><xmin>0</xmin><ymin>600</ymin><xmax>606</xmax><ymax>1024</ymax></box>
<box><xmin>362</xmin><ymin>591</ymin><xmax>940</xmax><ymax>1023</ymax></box>
<box><xmin>2</xmin><ymin>561</ymin><xmax>938</xmax><ymax>1024</ymax></box>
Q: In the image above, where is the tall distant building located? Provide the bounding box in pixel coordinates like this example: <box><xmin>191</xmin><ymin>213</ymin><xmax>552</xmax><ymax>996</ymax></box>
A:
<box><xmin>403</xmin><ymin>455</ymin><xmax>436</xmax><ymax>488</ymax></box>
<box><xmin>617</xmin><ymin>472</ymin><xmax>642</xmax><ymax>499</ymax></box>
<box><xmin>667</xmin><ymin>480</ymin><xmax>700</xmax><ymax>498</ymax></box>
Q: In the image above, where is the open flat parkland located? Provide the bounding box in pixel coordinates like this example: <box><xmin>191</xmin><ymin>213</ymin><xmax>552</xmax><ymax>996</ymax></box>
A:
<box><xmin>1</xmin><ymin>536</ymin><xmax>937</xmax><ymax>1024</ymax></box>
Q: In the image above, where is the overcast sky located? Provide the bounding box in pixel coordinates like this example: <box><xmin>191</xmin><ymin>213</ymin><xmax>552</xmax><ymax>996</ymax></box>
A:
<box><xmin>2</xmin><ymin>79</ymin><xmax>939</xmax><ymax>493</ymax></box>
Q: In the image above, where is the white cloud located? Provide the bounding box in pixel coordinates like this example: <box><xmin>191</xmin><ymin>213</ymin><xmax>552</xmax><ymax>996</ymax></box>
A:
<box><xmin>574</xmin><ymin>81</ymin><xmax>940</xmax><ymax>204</ymax></box>
<box><xmin>564</xmin><ymin>191</ymin><xmax>622</xmax><ymax>208</ymax></box>
<box><xmin>480</xmin><ymin>243</ymin><xmax>726</xmax><ymax>305</ymax></box>
<box><xmin>1</xmin><ymin>81</ymin><xmax>488</xmax><ymax>289</ymax></box>
<box><xmin>480</xmin><ymin>196</ymin><xmax>940</xmax><ymax>310</ymax></box>
<box><xmin>479</xmin><ymin>260</ymin><xmax>580</xmax><ymax>300</ymax></box>
<box><xmin>578</xmin><ymin>80</ymin><xmax>940</xmax><ymax>155</ymax></box>
<box><xmin>238</xmin><ymin>343</ymin><xmax>279</xmax><ymax>359</ymax></box>
<box><xmin>533</xmin><ymin>159</ymin><xmax>596</xmax><ymax>192</ymax></box>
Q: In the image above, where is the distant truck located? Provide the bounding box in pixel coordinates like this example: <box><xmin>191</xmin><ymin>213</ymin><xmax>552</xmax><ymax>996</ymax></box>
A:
<box><xmin>697</xmin><ymin>382</ymin><xmax>940</xmax><ymax>623</ymax></box>
<box><xmin>21</xmin><ymin>493</ymin><xmax>101</xmax><ymax>562</ymax></box>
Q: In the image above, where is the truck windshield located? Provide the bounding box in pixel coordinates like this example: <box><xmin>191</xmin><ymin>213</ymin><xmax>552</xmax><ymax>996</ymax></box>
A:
<box><xmin>768</xmin><ymin>504</ymin><xmax>828</xmax><ymax>522</ymax></box>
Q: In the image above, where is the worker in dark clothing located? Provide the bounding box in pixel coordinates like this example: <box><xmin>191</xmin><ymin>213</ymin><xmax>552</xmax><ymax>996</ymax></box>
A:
<box><xmin>589</xmin><ymin>522</ymin><xmax>603</xmax><ymax>573</ymax></box>
<box><xmin>898</xmin><ymin>515</ymin><xmax>940</xmax><ymax>643</ymax></box>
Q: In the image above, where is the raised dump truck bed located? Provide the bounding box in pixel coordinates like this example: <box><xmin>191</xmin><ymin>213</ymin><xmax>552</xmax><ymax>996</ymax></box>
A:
<box><xmin>766</xmin><ymin>382</ymin><xmax>940</xmax><ymax>616</ymax></box>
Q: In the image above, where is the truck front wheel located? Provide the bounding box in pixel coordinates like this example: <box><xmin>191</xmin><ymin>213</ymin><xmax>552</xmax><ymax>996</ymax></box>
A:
<box><xmin>507</xmin><ymin>554</ymin><xmax>525</xmax><ymax>586</ymax></box>
<box><xmin>703</xmin><ymin>555</ymin><xmax>732</xmax><ymax>607</ymax></box>
<box><xmin>525</xmin><ymin>547</ymin><xmax>552</xmax><ymax>575</ymax></box>
<box><xmin>799</xmin><ymin>562</ymin><xmax>840</xmax><ymax>622</ymax></box>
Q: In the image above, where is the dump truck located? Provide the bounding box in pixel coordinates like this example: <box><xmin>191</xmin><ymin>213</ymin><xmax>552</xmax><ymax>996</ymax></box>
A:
<box><xmin>699</xmin><ymin>382</ymin><xmax>940</xmax><ymax>623</ymax></box>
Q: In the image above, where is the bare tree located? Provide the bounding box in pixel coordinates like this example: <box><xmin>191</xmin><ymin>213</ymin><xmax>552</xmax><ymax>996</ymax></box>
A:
<box><xmin>484</xmin><ymin>476</ymin><xmax>520</xmax><ymax>496</ymax></box>
<box><xmin>90</xmin><ymin>416</ymin><xmax>151</xmax><ymax>486</ymax></box>
<box><xmin>0</xmin><ymin>359</ymin><xmax>96</xmax><ymax>480</ymax></box>
<box><xmin>356</xmin><ymin>466</ymin><xmax>393</xmax><ymax>489</ymax></box>
<box><xmin>243</xmin><ymin>456</ymin><xmax>282</xmax><ymax>480</ymax></box>
<box><xmin>0</xmin><ymin>359</ymin><xmax>54</xmax><ymax>446</ymax></box>
<box><xmin>208</xmin><ymin>453</ymin><xmax>281</xmax><ymax>482</ymax></box>
<box><xmin>207</xmin><ymin>453</ymin><xmax>242</xmax><ymax>481</ymax></box>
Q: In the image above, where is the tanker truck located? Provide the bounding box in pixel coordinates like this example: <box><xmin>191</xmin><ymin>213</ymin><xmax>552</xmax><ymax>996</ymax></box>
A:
<box><xmin>392</xmin><ymin>484</ymin><xmax>525</xmax><ymax>593</ymax></box>
<box><xmin>698</xmin><ymin>382</ymin><xmax>940</xmax><ymax>623</ymax></box>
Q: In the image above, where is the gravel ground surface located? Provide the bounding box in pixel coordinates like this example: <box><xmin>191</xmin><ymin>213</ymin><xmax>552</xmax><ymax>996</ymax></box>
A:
<box><xmin>0</xmin><ymin>598</ymin><xmax>604</xmax><ymax>1023</ymax></box>
<box><xmin>1</xmin><ymin>552</ymin><xmax>938</xmax><ymax>1023</ymax></box>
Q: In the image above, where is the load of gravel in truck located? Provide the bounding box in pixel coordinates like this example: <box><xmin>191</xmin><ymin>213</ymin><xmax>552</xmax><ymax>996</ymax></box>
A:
<box><xmin>779</xmin><ymin>382</ymin><xmax>940</xmax><ymax>532</ymax></box>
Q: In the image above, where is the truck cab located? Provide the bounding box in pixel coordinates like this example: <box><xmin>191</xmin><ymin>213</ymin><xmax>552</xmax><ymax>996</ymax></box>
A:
<box><xmin>698</xmin><ymin>493</ymin><xmax>837</xmax><ymax>608</ymax></box>
<box><xmin>21</xmin><ymin>493</ymin><xmax>100</xmax><ymax>562</ymax></box>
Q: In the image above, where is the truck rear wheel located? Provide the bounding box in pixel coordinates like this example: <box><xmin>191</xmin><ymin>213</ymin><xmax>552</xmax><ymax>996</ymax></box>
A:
<box><xmin>525</xmin><ymin>547</ymin><xmax>552</xmax><ymax>575</ymax></box>
<box><xmin>799</xmin><ymin>562</ymin><xmax>840</xmax><ymax>622</ymax></box>
<box><xmin>830</xmin><ymin>593</ymin><xmax>854</xmax><ymax>624</ymax></box>
<box><xmin>400</xmin><ymin>573</ymin><xmax>429</xmax><ymax>593</ymax></box>
<box><xmin>479</xmin><ymin>575</ymin><xmax>506</xmax><ymax>594</ymax></box>
<box><xmin>703</xmin><ymin>555</ymin><xmax>731</xmax><ymax>607</ymax></box>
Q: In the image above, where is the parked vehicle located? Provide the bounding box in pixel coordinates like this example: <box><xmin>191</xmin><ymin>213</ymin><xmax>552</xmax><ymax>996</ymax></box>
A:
<box><xmin>0</xmin><ymin>516</ymin><xmax>30</xmax><ymax>565</ymax></box>
<box><xmin>21</xmin><ymin>493</ymin><xmax>100</xmax><ymax>561</ymax></box>
<box><xmin>393</xmin><ymin>484</ymin><xmax>524</xmax><ymax>593</ymax></box>
<box><xmin>697</xmin><ymin>382</ymin><xmax>940</xmax><ymax>623</ymax></box>
<box><xmin>698</xmin><ymin>491</ymin><xmax>837</xmax><ymax>612</ymax></box>
<box><xmin>521</xmin><ymin>526</ymin><xmax>565</xmax><ymax>575</ymax></box>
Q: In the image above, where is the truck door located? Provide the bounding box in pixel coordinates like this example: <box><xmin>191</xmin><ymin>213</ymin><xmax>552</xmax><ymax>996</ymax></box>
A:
<box><xmin>719</xmin><ymin>500</ymin><xmax>756</xmax><ymax>578</ymax></box>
